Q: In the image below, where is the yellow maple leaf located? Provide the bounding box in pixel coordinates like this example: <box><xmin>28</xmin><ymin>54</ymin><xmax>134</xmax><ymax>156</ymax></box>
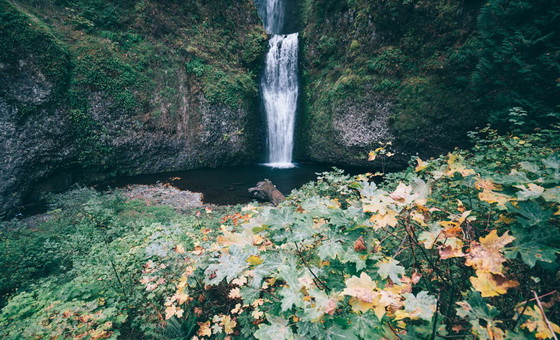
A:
<box><xmin>342</xmin><ymin>272</ymin><xmax>379</xmax><ymax>313</ymax></box>
<box><xmin>362</xmin><ymin>194</ymin><xmax>393</xmax><ymax>214</ymax></box>
<box><xmin>474</xmin><ymin>178</ymin><xmax>501</xmax><ymax>191</ymax></box>
<box><xmin>165</xmin><ymin>306</ymin><xmax>184</xmax><ymax>320</ymax></box>
<box><xmin>465</xmin><ymin>230</ymin><xmax>515</xmax><ymax>274</ymax></box>
<box><xmin>438</xmin><ymin>237</ymin><xmax>465</xmax><ymax>259</ymax></box>
<box><xmin>521</xmin><ymin>305</ymin><xmax>560</xmax><ymax>339</ymax></box>
<box><xmin>415</xmin><ymin>157</ymin><xmax>428</xmax><ymax>172</ymax></box>
<box><xmin>478</xmin><ymin>190</ymin><xmax>514</xmax><ymax>209</ymax></box>
<box><xmin>197</xmin><ymin>321</ymin><xmax>212</xmax><ymax>337</ymax></box>
<box><xmin>470</xmin><ymin>271</ymin><xmax>519</xmax><ymax>297</ymax></box>
<box><xmin>228</xmin><ymin>288</ymin><xmax>241</xmax><ymax>299</ymax></box>
<box><xmin>368</xmin><ymin>151</ymin><xmax>377</xmax><ymax>161</ymax></box>
<box><xmin>246</xmin><ymin>255</ymin><xmax>263</xmax><ymax>266</ymax></box>
<box><xmin>446</xmin><ymin>154</ymin><xmax>476</xmax><ymax>177</ymax></box>
<box><xmin>221</xmin><ymin>315</ymin><xmax>237</xmax><ymax>335</ymax></box>
<box><xmin>389</xmin><ymin>183</ymin><xmax>418</xmax><ymax>206</ymax></box>
<box><xmin>369</xmin><ymin>210</ymin><xmax>399</xmax><ymax>229</ymax></box>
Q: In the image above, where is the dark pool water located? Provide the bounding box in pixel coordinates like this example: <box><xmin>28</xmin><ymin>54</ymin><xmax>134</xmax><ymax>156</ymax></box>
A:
<box><xmin>96</xmin><ymin>162</ymin><xmax>372</xmax><ymax>206</ymax></box>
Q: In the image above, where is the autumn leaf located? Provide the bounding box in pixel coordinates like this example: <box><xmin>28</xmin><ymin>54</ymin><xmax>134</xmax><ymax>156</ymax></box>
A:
<box><xmin>521</xmin><ymin>305</ymin><xmax>560</xmax><ymax>339</ymax></box>
<box><xmin>229</xmin><ymin>288</ymin><xmax>241</xmax><ymax>299</ymax></box>
<box><xmin>475</xmin><ymin>178</ymin><xmax>501</xmax><ymax>191</ymax></box>
<box><xmin>478</xmin><ymin>190</ymin><xmax>514</xmax><ymax>209</ymax></box>
<box><xmin>354</xmin><ymin>236</ymin><xmax>367</xmax><ymax>252</ymax></box>
<box><xmin>470</xmin><ymin>271</ymin><xmax>519</xmax><ymax>297</ymax></box>
<box><xmin>246</xmin><ymin>255</ymin><xmax>264</xmax><ymax>266</ymax></box>
<box><xmin>389</xmin><ymin>183</ymin><xmax>418</xmax><ymax>206</ymax></box>
<box><xmin>438</xmin><ymin>237</ymin><xmax>465</xmax><ymax>259</ymax></box>
<box><xmin>465</xmin><ymin>230</ymin><xmax>515</xmax><ymax>274</ymax></box>
<box><xmin>394</xmin><ymin>291</ymin><xmax>437</xmax><ymax>321</ymax></box>
<box><xmin>362</xmin><ymin>194</ymin><xmax>394</xmax><ymax>214</ymax></box>
<box><xmin>446</xmin><ymin>154</ymin><xmax>476</xmax><ymax>177</ymax></box>
<box><xmin>342</xmin><ymin>272</ymin><xmax>377</xmax><ymax>313</ymax></box>
<box><xmin>197</xmin><ymin>321</ymin><xmax>212</xmax><ymax>337</ymax></box>
<box><xmin>415</xmin><ymin>157</ymin><xmax>428</xmax><ymax>172</ymax></box>
<box><xmin>221</xmin><ymin>315</ymin><xmax>237</xmax><ymax>335</ymax></box>
<box><xmin>515</xmin><ymin>183</ymin><xmax>545</xmax><ymax>201</ymax></box>
<box><xmin>369</xmin><ymin>210</ymin><xmax>399</xmax><ymax>229</ymax></box>
<box><xmin>165</xmin><ymin>305</ymin><xmax>184</xmax><ymax>320</ymax></box>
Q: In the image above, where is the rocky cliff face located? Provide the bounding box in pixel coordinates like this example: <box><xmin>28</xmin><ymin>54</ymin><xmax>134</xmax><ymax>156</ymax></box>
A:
<box><xmin>298</xmin><ymin>0</ymin><xmax>484</xmax><ymax>167</ymax></box>
<box><xmin>0</xmin><ymin>0</ymin><xmax>266</xmax><ymax>217</ymax></box>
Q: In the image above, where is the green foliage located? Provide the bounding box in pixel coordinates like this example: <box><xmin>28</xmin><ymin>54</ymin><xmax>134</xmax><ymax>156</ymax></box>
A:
<box><xmin>1</xmin><ymin>128</ymin><xmax>559</xmax><ymax>338</ymax></box>
<box><xmin>473</xmin><ymin>0</ymin><xmax>560</xmax><ymax>126</ymax></box>
<box><xmin>0</xmin><ymin>1</ymin><xmax>71</xmax><ymax>112</ymax></box>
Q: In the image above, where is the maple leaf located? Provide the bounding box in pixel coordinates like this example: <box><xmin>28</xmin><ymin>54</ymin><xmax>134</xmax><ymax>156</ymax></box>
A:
<box><xmin>377</xmin><ymin>258</ymin><xmax>405</xmax><ymax>284</ymax></box>
<box><xmin>515</xmin><ymin>183</ymin><xmax>545</xmax><ymax>200</ymax></box>
<box><xmin>438</xmin><ymin>237</ymin><xmax>465</xmax><ymax>259</ymax></box>
<box><xmin>542</xmin><ymin>186</ymin><xmax>560</xmax><ymax>203</ymax></box>
<box><xmin>354</xmin><ymin>236</ymin><xmax>367</xmax><ymax>252</ymax></box>
<box><xmin>342</xmin><ymin>272</ymin><xmax>378</xmax><ymax>313</ymax></box>
<box><xmin>418</xmin><ymin>224</ymin><xmax>444</xmax><ymax>249</ymax></box>
<box><xmin>229</xmin><ymin>288</ymin><xmax>241</xmax><ymax>299</ymax></box>
<box><xmin>246</xmin><ymin>255</ymin><xmax>264</xmax><ymax>266</ymax></box>
<box><xmin>362</xmin><ymin>193</ymin><xmax>394</xmax><ymax>214</ymax></box>
<box><xmin>446</xmin><ymin>154</ymin><xmax>476</xmax><ymax>177</ymax></box>
<box><xmin>521</xmin><ymin>305</ymin><xmax>560</xmax><ymax>339</ymax></box>
<box><xmin>389</xmin><ymin>183</ymin><xmax>418</xmax><ymax>206</ymax></box>
<box><xmin>465</xmin><ymin>230</ymin><xmax>515</xmax><ymax>274</ymax></box>
<box><xmin>440</xmin><ymin>210</ymin><xmax>471</xmax><ymax>237</ymax></box>
<box><xmin>415</xmin><ymin>157</ymin><xmax>428</xmax><ymax>172</ymax></box>
<box><xmin>254</xmin><ymin>316</ymin><xmax>295</xmax><ymax>340</ymax></box>
<box><xmin>369</xmin><ymin>210</ymin><xmax>399</xmax><ymax>229</ymax></box>
<box><xmin>478</xmin><ymin>190</ymin><xmax>514</xmax><ymax>209</ymax></box>
<box><xmin>470</xmin><ymin>271</ymin><xmax>519</xmax><ymax>297</ymax></box>
<box><xmin>165</xmin><ymin>305</ymin><xmax>184</xmax><ymax>320</ymax></box>
<box><xmin>475</xmin><ymin>178</ymin><xmax>502</xmax><ymax>191</ymax></box>
<box><xmin>394</xmin><ymin>291</ymin><xmax>437</xmax><ymax>321</ymax></box>
<box><xmin>221</xmin><ymin>315</ymin><xmax>237</xmax><ymax>335</ymax></box>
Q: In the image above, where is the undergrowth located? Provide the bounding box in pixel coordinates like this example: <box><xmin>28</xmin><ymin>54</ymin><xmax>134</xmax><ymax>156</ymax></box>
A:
<box><xmin>1</xmin><ymin>127</ymin><xmax>559</xmax><ymax>338</ymax></box>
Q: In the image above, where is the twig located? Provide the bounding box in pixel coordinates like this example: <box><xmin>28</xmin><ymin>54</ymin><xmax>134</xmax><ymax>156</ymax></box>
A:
<box><xmin>110</xmin><ymin>259</ymin><xmax>128</xmax><ymax>298</ymax></box>
<box><xmin>431</xmin><ymin>292</ymin><xmax>441</xmax><ymax>340</ymax></box>
<box><xmin>516</xmin><ymin>290</ymin><xmax>558</xmax><ymax>306</ymax></box>
<box><xmin>294</xmin><ymin>242</ymin><xmax>328</xmax><ymax>291</ymax></box>
<box><xmin>533</xmin><ymin>290</ymin><xmax>559</xmax><ymax>340</ymax></box>
<box><xmin>386</xmin><ymin>321</ymin><xmax>402</xmax><ymax>340</ymax></box>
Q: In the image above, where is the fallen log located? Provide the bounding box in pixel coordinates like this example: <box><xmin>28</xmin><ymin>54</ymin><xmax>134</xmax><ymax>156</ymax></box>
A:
<box><xmin>248</xmin><ymin>179</ymin><xmax>285</xmax><ymax>206</ymax></box>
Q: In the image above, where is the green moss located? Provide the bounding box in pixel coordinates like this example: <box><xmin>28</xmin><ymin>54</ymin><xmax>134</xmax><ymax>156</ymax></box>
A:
<box><xmin>0</xmin><ymin>1</ymin><xmax>71</xmax><ymax>111</ymax></box>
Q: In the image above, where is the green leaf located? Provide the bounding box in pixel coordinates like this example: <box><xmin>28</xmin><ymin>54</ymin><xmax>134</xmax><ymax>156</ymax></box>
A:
<box><xmin>376</xmin><ymin>257</ymin><xmax>405</xmax><ymax>284</ymax></box>
<box><xmin>254</xmin><ymin>316</ymin><xmax>295</xmax><ymax>340</ymax></box>
<box><xmin>506</xmin><ymin>201</ymin><xmax>553</xmax><ymax>229</ymax></box>
<box><xmin>400</xmin><ymin>291</ymin><xmax>437</xmax><ymax>321</ymax></box>
<box><xmin>505</xmin><ymin>225</ymin><xmax>560</xmax><ymax>267</ymax></box>
<box><xmin>279</xmin><ymin>286</ymin><xmax>304</xmax><ymax>312</ymax></box>
<box><xmin>350</xmin><ymin>313</ymin><xmax>383</xmax><ymax>339</ymax></box>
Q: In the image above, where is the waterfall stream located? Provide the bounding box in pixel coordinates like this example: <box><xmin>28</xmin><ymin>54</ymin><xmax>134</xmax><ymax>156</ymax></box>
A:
<box><xmin>260</xmin><ymin>0</ymin><xmax>299</xmax><ymax>168</ymax></box>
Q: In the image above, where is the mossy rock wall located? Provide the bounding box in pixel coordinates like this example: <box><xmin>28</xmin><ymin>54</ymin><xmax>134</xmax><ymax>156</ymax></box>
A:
<box><xmin>298</xmin><ymin>0</ymin><xmax>559</xmax><ymax>167</ymax></box>
<box><xmin>0</xmin><ymin>0</ymin><xmax>267</xmax><ymax>216</ymax></box>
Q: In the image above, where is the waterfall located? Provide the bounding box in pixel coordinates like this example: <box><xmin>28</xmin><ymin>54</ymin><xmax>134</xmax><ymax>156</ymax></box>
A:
<box><xmin>262</xmin><ymin>33</ymin><xmax>299</xmax><ymax>168</ymax></box>
<box><xmin>264</xmin><ymin>0</ymin><xmax>285</xmax><ymax>34</ymax></box>
<box><xmin>260</xmin><ymin>0</ymin><xmax>299</xmax><ymax>168</ymax></box>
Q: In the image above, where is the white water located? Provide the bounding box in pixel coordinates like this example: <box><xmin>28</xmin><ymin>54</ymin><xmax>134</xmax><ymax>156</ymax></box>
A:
<box><xmin>263</xmin><ymin>0</ymin><xmax>285</xmax><ymax>34</ymax></box>
<box><xmin>262</xmin><ymin>33</ymin><xmax>299</xmax><ymax>168</ymax></box>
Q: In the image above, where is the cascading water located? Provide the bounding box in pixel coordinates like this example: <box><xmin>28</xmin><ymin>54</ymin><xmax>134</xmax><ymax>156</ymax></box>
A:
<box><xmin>259</xmin><ymin>0</ymin><xmax>299</xmax><ymax>168</ymax></box>
<box><xmin>262</xmin><ymin>34</ymin><xmax>299</xmax><ymax>168</ymax></box>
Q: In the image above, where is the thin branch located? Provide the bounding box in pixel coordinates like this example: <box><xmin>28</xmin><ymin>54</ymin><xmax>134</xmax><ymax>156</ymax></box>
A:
<box><xmin>533</xmin><ymin>290</ymin><xmax>559</xmax><ymax>340</ymax></box>
<box><xmin>294</xmin><ymin>242</ymin><xmax>328</xmax><ymax>291</ymax></box>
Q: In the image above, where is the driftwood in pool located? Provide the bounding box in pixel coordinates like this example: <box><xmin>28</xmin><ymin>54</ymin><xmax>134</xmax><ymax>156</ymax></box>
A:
<box><xmin>248</xmin><ymin>179</ymin><xmax>285</xmax><ymax>206</ymax></box>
